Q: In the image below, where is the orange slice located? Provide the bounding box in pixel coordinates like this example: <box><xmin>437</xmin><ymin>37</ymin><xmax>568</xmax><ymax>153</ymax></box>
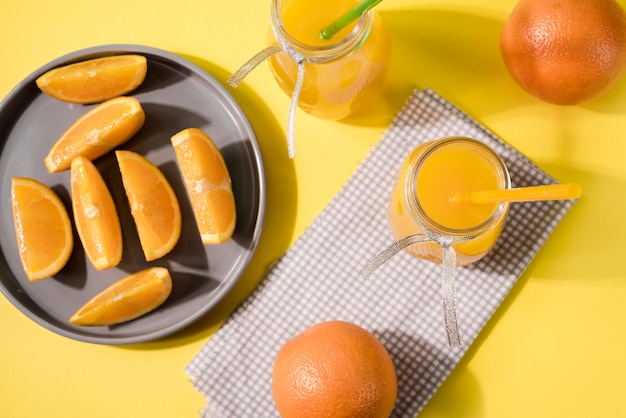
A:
<box><xmin>70</xmin><ymin>157</ymin><xmax>122</xmax><ymax>270</ymax></box>
<box><xmin>44</xmin><ymin>96</ymin><xmax>145</xmax><ymax>173</ymax></box>
<box><xmin>69</xmin><ymin>267</ymin><xmax>172</xmax><ymax>326</ymax></box>
<box><xmin>171</xmin><ymin>128</ymin><xmax>236</xmax><ymax>244</ymax></box>
<box><xmin>116</xmin><ymin>150</ymin><xmax>181</xmax><ymax>261</ymax></box>
<box><xmin>11</xmin><ymin>177</ymin><xmax>73</xmax><ymax>281</ymax></box>
<box><xmin>36</xmin><ymin>54</ymin><xmax>147</xmax><ymax>104</ymax></box>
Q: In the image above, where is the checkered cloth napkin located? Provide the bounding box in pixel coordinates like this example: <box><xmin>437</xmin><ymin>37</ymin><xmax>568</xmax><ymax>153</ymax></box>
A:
<box><xmin>186</xmin><ymin>88</ymin><xmax>577</xmax><ymax>417</ymax></box>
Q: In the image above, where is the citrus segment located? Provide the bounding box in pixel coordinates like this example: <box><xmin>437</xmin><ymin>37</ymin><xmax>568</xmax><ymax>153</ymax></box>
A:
<box><xmin>116</xmin><ymin>150</ymin><xmax>181</xmax><ymax>261</ymax></box>
<box><xmin>272</xmin><ymin>320</ymin><xmax>398</xmax><ymax>417</ymax></box>
<box><xmin>11</xmin><ymin>177</ymin><xmax>73</xmax><ymax>281</ymax></box>
<box><xmin>171</xmin><ymin>128</ymin><xmax>236</xmax><ymax>244</ymax></box>
<box><xmin>44</xmin><ymin>96</ymin><xmax>145</xmax><ymax>173</ymax></box>
<box><xmin>70</xmin><ymin>157</ymin><xmax>122</xmax><ymax>270</ymax></box>
<box><xmin>69</xmin><ymin>267</ymin><xmax>172</xmax><ymax>326</ymax></box>
<box><xmin>36</xmin><ymin>54</ymin><xmax>147</xmax><ymax>104</ymax></box>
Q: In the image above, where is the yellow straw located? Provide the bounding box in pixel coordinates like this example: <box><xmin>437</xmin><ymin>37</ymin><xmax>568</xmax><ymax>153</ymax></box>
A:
<box><xmin>452</xmin><ymin>183</ymin><xmax>582</xmax><ymax>205</ymax></box>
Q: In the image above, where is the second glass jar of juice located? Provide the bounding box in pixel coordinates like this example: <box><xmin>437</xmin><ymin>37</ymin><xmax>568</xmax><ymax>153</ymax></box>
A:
<box><xmin>388</xmin><ymin>137</ymin><xmax>511</xmax><ymax>266</ymax></box>
<box><xmin>268</xmin><ymin>0</ymin><xmax>391</xmax><ymax>120</ymax></box>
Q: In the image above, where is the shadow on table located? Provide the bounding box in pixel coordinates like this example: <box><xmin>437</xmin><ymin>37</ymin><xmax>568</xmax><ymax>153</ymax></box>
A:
<box><xmin>341</xmin><ymin>7</ymin><xmax>514</xmax><ymax>129</ymax></box>
<box><xmin>519</xmin><ymin>164</ymin><xmax>626</xmax><ymax>281</ymax></box>
<box><xmin>374</xmin><ymin>329</ymin><xmax>483</xmax><ymax>418</ymax></box>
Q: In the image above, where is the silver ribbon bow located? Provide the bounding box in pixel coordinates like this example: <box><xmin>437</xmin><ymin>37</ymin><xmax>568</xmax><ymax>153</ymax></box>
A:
<box><xmin>362</xmin><ymin>233</ymin><xmax>462</xmax><ymax>347</ymax></box>
<box><xmin>227</xmin><ymin>40</ymin><xmax>335</xmax><ymax>158</ymax></box>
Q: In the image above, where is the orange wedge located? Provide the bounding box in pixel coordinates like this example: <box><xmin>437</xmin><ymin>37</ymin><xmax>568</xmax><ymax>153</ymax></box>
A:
<box><xmin>116</xmin><ymin>150</ymin><xmax>181</xmax><ymax>261</ymax></box>
<box><xmin>36</xmin><ymin>54</ymin><xmax>147</xmax><ymax>104</ymax></box>
<box><xmin>11</xmin><ymin>177</ymin><xmax>73</xmax><ymax>281</ymax></box>
<box><xmin>44</xmin><ymin>96</ymin><xmax>145</xmax><ymax>173</ymax></box>
<box><xmin>69</xmin><ymin>267</ymin><xmax>172</xmax><ymax>326</ymax></box>
<box><xmin>70</xmin><ymin>157</ymin><xmax>122</xmax><ymax>270</ymax></box>
<box><xmin>171</xmin><ymin>128</ymin><xmax>236</xmax><ymax>244</ymax></box>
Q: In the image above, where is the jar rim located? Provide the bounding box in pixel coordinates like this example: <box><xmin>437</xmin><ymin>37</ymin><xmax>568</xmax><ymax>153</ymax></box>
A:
<box><xmin>270</xmin><ymin>0</ymin><xmax>374</xmax><ymax>58</ymax></box>
<box><xmin>405</xmin><ymin>137</ymin><xmax>512</xmax><ymax>239</ymax></box>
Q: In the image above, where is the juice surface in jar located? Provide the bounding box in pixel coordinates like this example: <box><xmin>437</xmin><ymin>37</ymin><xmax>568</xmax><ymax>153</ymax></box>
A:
<box><xmin>388</xmin><ymin>137</ymin><xmax>511</xmax><ymax>266</ymax></box>
<box><xmin>268</xmin><ymin>0</ymin><xmax>391</xmax><ymax>120</ymax></box>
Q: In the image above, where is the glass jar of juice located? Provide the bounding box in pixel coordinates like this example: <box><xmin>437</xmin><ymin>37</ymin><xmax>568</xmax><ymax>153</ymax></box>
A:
<box><xmin>268</xmin><ymin>0</ymin><xmax>391</xmax><ymax>120</ymax></box>
<box><xmin>388</xmin><ymin>137</ymin><xmax>511</xmax><ymax>266</ymax></box>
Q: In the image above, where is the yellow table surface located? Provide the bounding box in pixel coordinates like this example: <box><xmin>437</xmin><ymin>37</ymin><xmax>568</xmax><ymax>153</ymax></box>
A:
<box><xmin>2</xmin><ymin>0</ymin><xmax>625</xmax><ymax>417</ymax></box>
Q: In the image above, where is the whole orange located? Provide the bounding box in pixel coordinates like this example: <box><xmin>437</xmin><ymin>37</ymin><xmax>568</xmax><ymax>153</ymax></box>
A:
<box><xmin>500</xmin><ymin>0</ymin><xmax>626</xmax><ymax>105</ymax></box>
<box><xmin>271</xmin><ymin>320</ymin><xmax>397</xmax><ymax>418</ymax></box>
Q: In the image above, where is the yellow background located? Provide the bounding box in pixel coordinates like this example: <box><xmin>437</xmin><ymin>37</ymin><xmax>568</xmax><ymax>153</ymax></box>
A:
<box><xmin>1</xmin><ymin>0</ymin><xmax>625</xmax><ymax>417</ymax></box>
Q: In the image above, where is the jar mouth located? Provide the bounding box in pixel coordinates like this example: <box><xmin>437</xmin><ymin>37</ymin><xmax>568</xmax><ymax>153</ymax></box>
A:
<box><xmin>405</xmin><ymin>137</ymin><xmax>511</xmax><ymax>239</ymax></box>
<box><xmin>270</xmin><ymin>0</ymin><xmax>374</xmax><ymax>58</ymax></box>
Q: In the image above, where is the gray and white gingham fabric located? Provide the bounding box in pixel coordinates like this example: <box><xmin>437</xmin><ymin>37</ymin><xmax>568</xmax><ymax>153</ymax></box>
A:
<box><xmin>186</xmin><ymin>89</ymin><xmax>577</xmax><ymax>417</ymax></box>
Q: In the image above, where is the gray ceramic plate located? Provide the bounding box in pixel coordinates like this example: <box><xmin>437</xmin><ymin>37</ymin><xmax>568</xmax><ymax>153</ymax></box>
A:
<box><xmin>0</xmin><ymin>45</ymin><xmax>265</xmax><ymax>344</ymax></box>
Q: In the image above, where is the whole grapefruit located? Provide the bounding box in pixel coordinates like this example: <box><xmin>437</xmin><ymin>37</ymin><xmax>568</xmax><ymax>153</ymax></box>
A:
<box><xmin>500</xmin><ymin>0</ymin><xmax>626</xmax><ymax>105</ymax></box>
<box><xmin>271</xmin><ymin>320</ymin><xmax>398</xmax><ymax>418</ymax></box>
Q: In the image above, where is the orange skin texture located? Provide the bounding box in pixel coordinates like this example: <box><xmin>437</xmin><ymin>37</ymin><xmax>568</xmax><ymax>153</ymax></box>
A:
<box><xmin>272</xmin><ymin>320</ymin><xmax>397</xmax><ymax>418</ymax></box>
<box><xmin>500</xmin><ymin>0</ymin><xmax>626</xmax><ymax>105</ymax></box>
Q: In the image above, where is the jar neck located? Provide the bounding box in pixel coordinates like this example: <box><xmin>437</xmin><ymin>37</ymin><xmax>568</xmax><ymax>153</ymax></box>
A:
<box><xmin>405</xmin><ymin>137</ymin><xmax>511</xmax><ymax>240</ymax></box>
<box><xmin>270</xmin><ymin>0</ymin><xmax>374</xmax><ymax>60</ymax></box>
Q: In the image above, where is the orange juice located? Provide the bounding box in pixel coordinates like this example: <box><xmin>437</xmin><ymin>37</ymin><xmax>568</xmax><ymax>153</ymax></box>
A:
<box><xmin>388</xmin><ymin>137</ymin><xmax>511</xmax><ymax>266</ymax></box>
<box><xmin>268</xmin><ymin>0</ymin><xmax>391</xmax><ymax>120</ymax></box>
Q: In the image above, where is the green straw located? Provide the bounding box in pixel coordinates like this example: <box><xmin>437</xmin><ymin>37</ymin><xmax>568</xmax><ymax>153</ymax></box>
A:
<box><xmin>320</xmin><ymin>0</ymin><xmax>384</xmax><ymax>40</ymax></box>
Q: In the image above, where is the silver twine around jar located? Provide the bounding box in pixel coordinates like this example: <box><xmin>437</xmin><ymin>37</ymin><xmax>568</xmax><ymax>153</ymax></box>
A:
<box><xmin>227</xmin><ymin>34</ymin><xmax>336</xmax><ymax>158</ymax></box>
<box><xmin>362</xmin><ymin>231</ymin><xmax>467</xmax><ymax>347</ymax></box>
